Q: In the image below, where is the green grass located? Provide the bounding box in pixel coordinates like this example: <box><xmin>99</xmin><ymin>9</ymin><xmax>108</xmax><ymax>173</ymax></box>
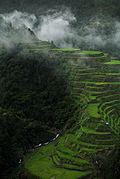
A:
<box><xmin>56</xmin><ymin>150</ymin><xmax>89</xmax><ymax>165</ymax></box>
<box><xmin>82</xmin><ymin>127</ymin><xmax>111</xmax><ymax>135</ymax></box>
<box><xmin>87</xmin><ymin>104</ymin><xmax>100</xmax><ymax>118</ymax></box>
<box><xmin>25</xmin><ymin>144</ymin><xmax>92</xmax><ymax>179</ymax></box>
<box><xmin>82</xmin><ymin>51</ymin><xmax>102</xmax><ymax>54</ymax></box>
<box><xmin>52</xmin><ymin>48</ymin><xmax>80</xmax><ymax>51</ymax></box>
<box><xmin>77</xmin><ymin>141</ymin><xmax>114</xmax><ymax>149</ymax></box>
<box><xmin>104</xmin><ymin>60</ymin><xmax>120</xmax><ymax>64</ymax></box>
<box><xmin>74</xmin><ymin>81</ymin><xmax>120</xmax><ymax>85</ymax></box>
<box><xmin>106</xmin><ymin>73</ymin><xmax>120</xmax><ymax>75</ymax></box>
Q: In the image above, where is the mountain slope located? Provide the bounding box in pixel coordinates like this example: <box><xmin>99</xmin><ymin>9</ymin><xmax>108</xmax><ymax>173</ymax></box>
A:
<box><xmin>0</xmin><ymin>40</ymin><xmax>76</xmax><ymax>178</ymax></box>
<box><xmin>14</xmin><ymin>42</ymin><xmax>120</xmax><ymax>179</ymax></box>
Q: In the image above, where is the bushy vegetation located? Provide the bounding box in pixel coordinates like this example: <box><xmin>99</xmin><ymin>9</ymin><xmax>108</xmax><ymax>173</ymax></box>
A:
<box><xmin>0</xmin><ymin>43</ymin><xmax>75</xmax><ymax>177</ymax></box>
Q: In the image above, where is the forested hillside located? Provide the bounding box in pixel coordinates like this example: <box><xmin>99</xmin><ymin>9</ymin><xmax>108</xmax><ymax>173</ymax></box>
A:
<box><xmin>0</xmin><ymin>41</ymin><xmax>75</xmax><ymax>178</ymax></box>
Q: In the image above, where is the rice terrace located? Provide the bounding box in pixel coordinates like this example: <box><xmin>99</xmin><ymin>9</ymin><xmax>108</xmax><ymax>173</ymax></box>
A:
<box><xmin>11</xmin><ymin>40</ymin><xmax>120</xmax><ymax>179</ymax></box>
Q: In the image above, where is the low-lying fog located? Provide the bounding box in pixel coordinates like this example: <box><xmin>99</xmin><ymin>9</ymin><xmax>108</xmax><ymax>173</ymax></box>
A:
<box><xmin>0</xmin><ymin>9</ymin><xmax>120</xmax><ymax>56</ymax></box>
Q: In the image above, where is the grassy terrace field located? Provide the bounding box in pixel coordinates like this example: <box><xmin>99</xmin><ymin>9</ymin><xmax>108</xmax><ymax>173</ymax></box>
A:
<box><xmin>17</xmin><ymin>41</ymin><xmax>120</xmax><ymax>179</ymax></box>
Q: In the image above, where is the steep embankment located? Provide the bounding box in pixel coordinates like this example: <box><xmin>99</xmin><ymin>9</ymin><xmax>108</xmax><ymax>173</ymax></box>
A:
<box><xmin>15</xmin><ymin>41</ymin><xmax>120</xmax><ymax>179</ymax></box>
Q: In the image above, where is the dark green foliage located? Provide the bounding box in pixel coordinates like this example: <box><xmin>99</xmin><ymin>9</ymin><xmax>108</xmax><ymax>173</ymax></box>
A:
<box><xmin>0</xmin><ymin>49</ymin><xmax>75</xmax><ymax>176</ymax></box>
<box><xmin>0</xmin><ymin>52</ymin><xmax>73</xmax><ymax>126</ymax></box>
<box><xmin>106</xmin><ymin>141</ymin><xmax>120</xmax><ymax>179</ymax></box>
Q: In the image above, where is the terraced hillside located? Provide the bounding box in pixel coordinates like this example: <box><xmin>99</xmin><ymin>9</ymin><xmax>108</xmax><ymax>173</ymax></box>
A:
<box><xmin>18</xmin><ymin>41</ymin><xmax>120</xmax><ymax>179</ymax></box>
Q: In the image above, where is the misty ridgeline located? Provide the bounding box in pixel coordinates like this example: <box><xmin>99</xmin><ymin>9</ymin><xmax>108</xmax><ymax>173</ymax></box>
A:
<box><xmin>1</xmin><ymin>10</ymin><xmax>120</xmax><ymax>56</ymax></box>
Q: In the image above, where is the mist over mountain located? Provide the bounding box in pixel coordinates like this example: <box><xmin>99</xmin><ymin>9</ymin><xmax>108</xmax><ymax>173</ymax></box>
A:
<box><xmin>0</xmin><ymin>0</ymin><xmax>120</xmax><ymax>17</ymax></box>
<box><xmin>1</xmin><ymin>0</ymin><xmax>120</xmax><ymax>54</ymax></box>
<box><xmin>1</xmin><ymin>8</ymin><xmax>120</xmax><ymax>57</ymax></box>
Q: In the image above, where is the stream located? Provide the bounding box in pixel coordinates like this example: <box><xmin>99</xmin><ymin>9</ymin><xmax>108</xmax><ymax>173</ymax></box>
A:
<box><xmin>18</xmin><ymin>134</ymin><xmax>60</xmax><ymax>164</ymax></box>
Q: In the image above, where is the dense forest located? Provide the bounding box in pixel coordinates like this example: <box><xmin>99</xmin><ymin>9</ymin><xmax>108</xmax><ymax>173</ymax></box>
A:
<box><xmin>0</xmin><ymin>44</ymin><xmax>76</xmax><ymax>178</ymax></box>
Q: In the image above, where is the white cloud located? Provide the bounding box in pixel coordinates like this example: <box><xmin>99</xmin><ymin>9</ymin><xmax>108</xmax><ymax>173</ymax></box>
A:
<box><xmin>0</xmin><ymin>9</ymin><xmax>120</xmax><ymax>52</ymax></box>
